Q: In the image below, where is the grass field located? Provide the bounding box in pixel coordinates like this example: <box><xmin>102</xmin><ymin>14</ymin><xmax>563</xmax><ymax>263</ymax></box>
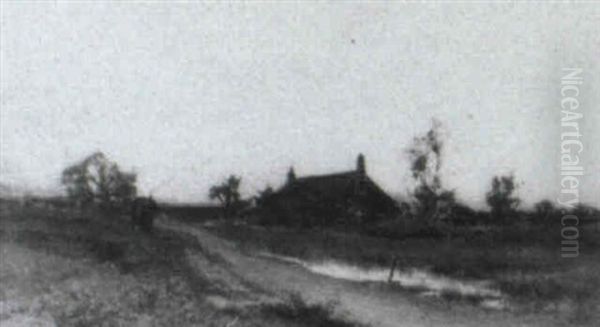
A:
<box><xmin>2</xmin><ymin>199</ymin><xmax>598</xmax><ymax>326</ymax></box>
<box><xmin>0</xmin><ymin>200</ymin><xmax>362</xmax><ymax>327</ymax></box>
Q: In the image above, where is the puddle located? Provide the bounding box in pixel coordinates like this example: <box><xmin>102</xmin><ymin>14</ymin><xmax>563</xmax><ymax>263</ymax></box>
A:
<box><xmin>260</xmin><ymin>252</ymin><xmax>507</xmax><ymax>310</ymax></box>
<box><xmin>480</xmin><ymin>299</ymin><xmax>508</xmax><ymax>310</ymax></box>
<box><xmin>202</xmin><ymin>221</ymin><xmax>217</xmax><ymax>227</ymax></box>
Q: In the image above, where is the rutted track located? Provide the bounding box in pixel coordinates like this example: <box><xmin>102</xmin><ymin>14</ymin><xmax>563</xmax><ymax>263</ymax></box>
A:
<box><xmin>159</xmin><ymin>219</ymin><xmax>560</xmax><ymax>327</ymax></box>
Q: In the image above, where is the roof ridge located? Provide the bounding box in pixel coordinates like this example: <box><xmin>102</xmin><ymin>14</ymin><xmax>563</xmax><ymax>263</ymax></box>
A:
<box><xmin>296</xmin><ymin>170</ymin><xmax>360</xmax><ymax>180</ymax></box>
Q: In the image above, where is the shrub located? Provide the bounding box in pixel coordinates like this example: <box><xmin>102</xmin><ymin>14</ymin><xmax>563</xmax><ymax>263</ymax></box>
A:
<box><xmin>261</xmin><ymin>293</ymin><xmax>364</xmax><ymax>327</ymax></box>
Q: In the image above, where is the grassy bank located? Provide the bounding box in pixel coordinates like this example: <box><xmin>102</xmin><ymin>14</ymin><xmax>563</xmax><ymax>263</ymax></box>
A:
<box><xmin>0</xmin><ymin>200</ymin><xmax>362</xmax><ymax>327</ymax></box>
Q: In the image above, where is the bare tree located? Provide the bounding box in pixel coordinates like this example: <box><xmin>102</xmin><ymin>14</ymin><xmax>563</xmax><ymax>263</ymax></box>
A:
<box><xmin>407</xmin><ymin>119</ymin><xmax>455</xmax><ymax>224</ymax></box>
<box><xmin>61</xmin><ymin>152</ymin><xmax>137</xmax><ymax>207</ymax></box>
<box><xmin>209</xmin><ymin>175</ymin><xmax>242</xmax><ymax>218</ymax></box>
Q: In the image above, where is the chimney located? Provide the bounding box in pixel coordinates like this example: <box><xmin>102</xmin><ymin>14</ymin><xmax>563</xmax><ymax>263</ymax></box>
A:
<box><xmin>356</xmin><ymin>154</ymin><xmax>366</xmax><ymax>175</ymax></box>
<box><xmin>287</xmin><ymin>167</ymin><xmax>296</xmax><ymax>184</ymax></box>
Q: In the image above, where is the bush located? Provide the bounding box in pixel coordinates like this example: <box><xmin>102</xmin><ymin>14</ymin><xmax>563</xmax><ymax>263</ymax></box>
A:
<box><xmin>261</xmin><ymin>293</ymin><xmax>364</xmax><ymax>327</ymax></box>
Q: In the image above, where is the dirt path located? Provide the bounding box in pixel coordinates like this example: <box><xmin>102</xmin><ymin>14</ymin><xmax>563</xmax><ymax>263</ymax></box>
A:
<box><xmin>159</xmin><ymin>220</ymin><xmax>562</xmax><ymax>327</ymax></box>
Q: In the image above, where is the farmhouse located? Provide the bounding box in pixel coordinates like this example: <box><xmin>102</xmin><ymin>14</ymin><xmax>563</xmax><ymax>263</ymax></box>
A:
<box><xmin>260</xmin><ymin>154</ymin><xmax>398</xmax><ymax>226</ymax></box>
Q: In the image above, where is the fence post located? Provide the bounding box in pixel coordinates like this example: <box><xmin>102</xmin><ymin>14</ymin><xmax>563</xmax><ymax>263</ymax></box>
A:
<box><xmin>388</xmin><ymin>255</ymin><xmax>397</xmax><ymax>283</ymax></box>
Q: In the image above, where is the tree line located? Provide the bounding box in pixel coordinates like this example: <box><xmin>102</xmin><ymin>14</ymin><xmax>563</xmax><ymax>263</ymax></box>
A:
<box><xmin>60</xmin><ymin>122</ymin><xmax>597</xmax><ymax>230</ymax></box>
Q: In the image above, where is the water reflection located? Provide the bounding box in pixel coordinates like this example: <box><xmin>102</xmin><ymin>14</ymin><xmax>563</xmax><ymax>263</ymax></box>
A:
<box><xmin>260</xmin><ymin>252</ymin><xmax>507</xmax><ymax>309</ymax></box>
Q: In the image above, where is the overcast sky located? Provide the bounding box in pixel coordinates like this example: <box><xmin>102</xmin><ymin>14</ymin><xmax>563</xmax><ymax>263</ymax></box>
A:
<box><xmin>1</xmin><ymin>2</ymin><xmax>599</xmax><ymax>207</ymax></box>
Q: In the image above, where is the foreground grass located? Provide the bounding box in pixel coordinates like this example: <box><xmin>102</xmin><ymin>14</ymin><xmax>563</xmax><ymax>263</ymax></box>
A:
<box><xmin>0</xmin><ymin>200</ymin><xmax>362</xmax><ymax>327</ymax></box>
<box><xmin>1</xmin><ymin>207</ymin><xmax>212</xmax><ymax>326</ymax></box>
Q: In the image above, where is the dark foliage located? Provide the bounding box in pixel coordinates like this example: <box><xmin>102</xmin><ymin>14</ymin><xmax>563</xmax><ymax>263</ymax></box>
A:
<box><xmin>61</xmin><ymin>152</ymin><xmax>136</xmax><ymax>208</ymax></box>
<box><xmin>209</xmin><ymin>175</ymin><xmax>242</xmax><ymax>218</ymax></box>
<box><xmin>486</xmin><ymin>174</ymin><xmax>520</xmax><ymax>223</ymax></box>
<box><xmin>261</xmin><ymin>293</ymin><xmax>365</xmax><ymax>327</ymax></box>
<box><xmin>131</xmin><ymin>196</ymin><xmax>159</xmax><ymax>232</ymax></box>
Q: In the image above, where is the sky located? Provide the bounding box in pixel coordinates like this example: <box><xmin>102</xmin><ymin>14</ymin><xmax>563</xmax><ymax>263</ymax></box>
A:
<box><xmin>1</xmin><ymin>2</ymin><xmax>599</xmax><ymax>208</ymax></box>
